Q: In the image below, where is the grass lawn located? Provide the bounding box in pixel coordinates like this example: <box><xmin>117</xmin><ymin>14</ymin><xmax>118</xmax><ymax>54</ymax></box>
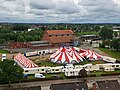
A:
<box><xmin>37</xmin><ymin>60</ymin><xmax>106</xmax><ymax>67</ymax></box>
<box><xmin>37</xmin><ymin>60</ymin><xmax>62</xmax><ymax>67</ymax></box>
<box><xmin>44</xmin><ymin>73</ymin><xmax>66</xmax><ymax>79</ymax></box>
<box><xmin>89</xmin><ymin>70</ymin><xmax>120</xmax><ymax>77</ymax></box>
<box><xmin>75</xmin><ymin>60</ymin><xmax>106</xmax><ymax>65</ymax></box>
<box><xmin>0</xmin><ymin>50</ymin><xmax>10</xmax><ymax>54</ymax></box>
<box><xmin>99</xmin><ymin>48</ymin><xmax>120</xmax><ymax>60</ymax></box>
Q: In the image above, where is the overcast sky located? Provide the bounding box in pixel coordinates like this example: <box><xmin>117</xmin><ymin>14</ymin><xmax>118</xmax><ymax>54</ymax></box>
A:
<box><xmin>1</xmin><ymin>0</ymin><xmax>120</xmax><ymax>23</ymax></box>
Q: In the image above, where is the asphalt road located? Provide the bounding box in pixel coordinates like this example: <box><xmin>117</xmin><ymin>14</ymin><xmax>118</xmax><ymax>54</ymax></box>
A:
<box><xmin>0</xmin><ymin>75</ymin><xmax>120</xmax><ymax>90</ymax></box>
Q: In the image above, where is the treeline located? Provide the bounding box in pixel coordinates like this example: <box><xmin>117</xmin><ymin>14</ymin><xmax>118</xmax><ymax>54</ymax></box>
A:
<box><xmin>0</xmin><ymin>24</ymin><xmax>44</xmax><ymax>44</ymax></box>
<box><xmin>0</xmin><ymin>23</ymin><xmax>118</xmax><ymax>45</ymax></box>
<box><xmin>99</xmin><ymin>26</ymin><xmax>120</xmax><ymax>51</ymax></box>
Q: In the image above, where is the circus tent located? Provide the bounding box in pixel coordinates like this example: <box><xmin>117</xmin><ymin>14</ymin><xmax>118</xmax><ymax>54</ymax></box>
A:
<box><xmin>69</xmin><ymin>47</ymin><xmax>84</xmax><ymax>62</ymax></box>
<box><xmin>87</xmin><ymin>50</ymin><xmax>103</xmax><ymax>60</ymax></box>
<box><xmin>50</xmin><ymin>47</ymin><xmax>84</xmax><ymax>64</ymax></box>
<box><xmin>14</xmin><ymin>53</ymin><xmax>38</xmax><ymax>68</ymax></box>
<box><xmin>80</xmin><ymin>49</ymin><xmax>92</xmax><ymax>57</ymax></box>
<box><xmin>79</xmin><ymin>49</ymin><xmax>86</xmax><ymax>53</ymax></box>
<box><xmin>80</xmin><ymin>49</ymin><xmax>103</xmax><ymax>60</ymax></box>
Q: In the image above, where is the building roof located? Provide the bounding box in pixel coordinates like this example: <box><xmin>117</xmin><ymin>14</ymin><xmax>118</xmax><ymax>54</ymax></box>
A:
<box><xmin>29</xmin><ymin>41</ymin><xmax>49</xmax><ymax>44</ymax></box>
<box><xmin>80</xmin><ymin>34</ymin><xmax>96</xmax><ymax>37</ymax></box>
<box><xmin>46</xmin><ymin>30</ymin><xmax>74</xmax><ymax>35</ymax></box>
<box><xmin>50</xmin><ymin>82</ymin><xmax>88</xmax><ymax>90</ymax></box>
<box><xmin>96</xmin><ymin>80</ymin><xmax>120</xmax><ymax>90</ymax></box>
<box><xmin>49</xmin><ymin>36</ymin><xmax>75</xmax><ymax>44</ymax></box>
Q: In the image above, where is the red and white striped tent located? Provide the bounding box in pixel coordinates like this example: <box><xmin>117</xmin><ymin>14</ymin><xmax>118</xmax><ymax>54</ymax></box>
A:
<box><xmin>14</xmin><ymin>53</ymin><xmax>38</xmax><ymax>68</ymax></box>
<box><xmin>50</xmin><ymin>47</ymin><xmax>73</xmax><ymax>64</ymax></box>
<box><xmin>87</xmin><ymin>50</ymin><xmax>103</xmax><ymax>60</ymax></box>
<box><xmin>79</xmin><ymin>49</ymin><xmax>86</xmax><ymax>53</ymax></box>
<box><xmin>50</xmin><ymin>47</ymin><xmax>84</xmax><ymax>64</ymax></box>
<box><xmin>80</xmin><ymin>49</ymin><xmax>92</xmax><ymax>57</ymax></box>
<box><xmin>50</xmin><ymin>47</ymin><xmax>63</xmax><ymax>59</ymax></box>
<box><xmin>69</xmin><ymin>47</ymin><xmax>84</xmax><ymax>62</ymax></box>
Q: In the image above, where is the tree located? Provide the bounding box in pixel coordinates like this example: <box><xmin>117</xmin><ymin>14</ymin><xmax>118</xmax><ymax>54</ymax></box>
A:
<box><xmin>0</xmin><ymin>38</ymin><xmax>5</xmax><ymax>44</ymax></box>
<box><xmin>110</xmin><ymin>38</ymin><xmax>120</xmax><ymax>51</ymax></box>
<box><xmin>34</xmin><ymin>35</ymin><xmax>40</xmax><ymax>41</ymax></box>
<box><xmin>17</xmin><ymin>35</ymin><xmax>25</xmax><ymax>42</ymax></box>
<box><xmin>78</xmin><ymin>68</ymin><xmax>87</xmax><ymax>78</ymax></box>
<box><xmin>99</xmin><ymin>26</ymin><xmax>113</xmax><ymax>40</ymax></box>
<box><xmin>26</xmin><ymin>35</ymin><xmax>33</xmax><ymax>42</ymax></box>
<box><xmin>113</xmin><ymin>31</ymin><xmax>118</xmax><ymax>38</ymax></box>
<box><xmin>0</xmin><ymin>60</ymin><xmax>23</xmax><ymax>85</ymax></box>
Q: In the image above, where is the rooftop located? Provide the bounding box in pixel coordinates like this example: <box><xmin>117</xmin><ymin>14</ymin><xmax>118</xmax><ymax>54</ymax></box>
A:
<box><xmin>96</xmin><ymin>80</ymin><xmax>120</xmax><ymax>90</ymax></box>
<box><xmin>46</xmin><ymin>30</ymin><xmax>74</xmax><ymax>35</ymax></box>
<box><xmin>49</xmin><ymin>36</ymin><xmax>75</xmax><ymax>44</ymax></box>
<box><xmin>50</xmin><ymin>82</ymin><xmax>88</xmax><ymax>90</ymax></box>
<box><xmin>80</xmin><ymin>34</ymin><xmax>96</xmax><ymax>37</ymax></box>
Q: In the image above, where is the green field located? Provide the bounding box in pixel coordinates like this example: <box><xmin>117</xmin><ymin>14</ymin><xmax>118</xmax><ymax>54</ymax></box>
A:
<box><xmin>38</xmin><ymin>60</ymin><xmax>62</xmax><ymax>67</ymax></box>
<box><xmin>99</xmin><ymin>48</ymin><xmax>120</xmax><ymax>60</ymax></box>
<box><xmin>0</xmin><ymin>50</ymin><xmax>10</xmax><ymax>54</ymax></box>
<box><xmin>77</xmin><ymin>60</ymin><xmax>106</xmax><ymax>65</ymax></box>
<box><xmin>89</xmin><ymin>70</ymin><xmax>120</xmax><ymax>77</ymax></box>
<box><xmin>37</xmin><ymin>60</ymin><xmax>106</xmax><ymax>67</ymax></box>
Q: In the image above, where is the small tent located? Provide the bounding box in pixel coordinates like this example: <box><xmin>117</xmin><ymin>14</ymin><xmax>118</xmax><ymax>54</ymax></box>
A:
<box><xmin>87</xmin><ymin>50</ymin><xmax>103</xmax><ymax>60</ymax></box>
<box><xmin>14</xmin><ymin>53</ymin><xmax>38</xmax><ymax>68</ymax></box>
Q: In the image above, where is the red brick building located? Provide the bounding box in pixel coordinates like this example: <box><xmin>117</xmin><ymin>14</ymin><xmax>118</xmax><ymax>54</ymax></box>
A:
<box><xmin>9</xmin><ymin>41</ymin><xmax>51</xmax><ymax>49</ymax></box>
<box><xmin>9</xmin><ymin>42</ymin><xmax>31</xmax><ymax>49</ymax></box>
<box><xmin>42</xmin><ymin>30</ymin><xmax>75</xmax><ymax>47</ymax></box>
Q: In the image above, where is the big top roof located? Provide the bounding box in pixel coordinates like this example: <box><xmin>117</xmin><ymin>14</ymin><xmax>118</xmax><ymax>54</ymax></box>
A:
<box><xmin>50</xmin><ymin>47</ymin><xmax>84</xmax><ymax>64</ymax></box>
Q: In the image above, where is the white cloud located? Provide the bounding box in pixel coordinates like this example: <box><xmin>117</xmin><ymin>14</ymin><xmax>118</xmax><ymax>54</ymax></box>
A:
<box><xmin>0</xmin><ymin>0</ymin><xmax>120</xmax><ymax>23</ymax></box>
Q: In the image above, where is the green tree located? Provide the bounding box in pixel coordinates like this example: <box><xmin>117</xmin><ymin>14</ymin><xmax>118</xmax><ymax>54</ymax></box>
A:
<box><xmin>26</xmin><ymin>35</ymin><xmax>33</xmax><ymax>42</ymax></box>
<box><xmin>0</xmin><ymin>38</ymin><xmax>5</xmax><ymax>44</ymax></box>
<box><xmin>78</xmin><ymin>68</ymin><xmax>87</xmax><ymax>78</ymax></box>
<box><xmin>0</xmin><ymin>60</ymin><xmax>23</xmax><ymax>85</ymax></box>
<box><xmin>113</xmin><ymin>31</ymin><xmax>118</xmax><ymax>37</ymax></box>
<box><xmin>17</xmin><ymin>36</ymin><xmax>25</xmax><ymax>42</ymax></box>
<box><xmin>110</xmin><ymin>38</ymin><xmax>120</xmax><ymax>51</ymax></box>
<box><xmin>99</xmin><ymin>26</ymin><xmax>113</xmax><ymax>40</ymax></box>
<box><xmin>34</xmin><ymin>35</ymin><xmax>40</xmax><ymax>41</ymax></box>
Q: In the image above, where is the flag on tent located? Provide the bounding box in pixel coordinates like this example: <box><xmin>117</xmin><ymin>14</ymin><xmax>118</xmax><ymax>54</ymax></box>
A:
<box><xmin>14</xmin><ymin>53</ymin><xmax>38</xmax><ymax>68</ymax></box>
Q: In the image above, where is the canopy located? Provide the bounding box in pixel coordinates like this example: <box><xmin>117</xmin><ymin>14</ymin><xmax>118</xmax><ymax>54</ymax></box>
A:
<box><xmin>50</xmin><ymin>47</ymin><xmax>84</xmax><ymax>64</ymax></box>
<box><xmin>14</xmin><ymin>53</ymin><xmax>38</xmax><ymax>68</ymax></box>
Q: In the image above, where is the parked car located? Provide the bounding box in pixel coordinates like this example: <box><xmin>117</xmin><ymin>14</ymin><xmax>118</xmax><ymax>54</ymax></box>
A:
<box><xmin>34</xmin><ymin>73</ymin><xmax>45</xmax><ymax>78</ymax></box>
